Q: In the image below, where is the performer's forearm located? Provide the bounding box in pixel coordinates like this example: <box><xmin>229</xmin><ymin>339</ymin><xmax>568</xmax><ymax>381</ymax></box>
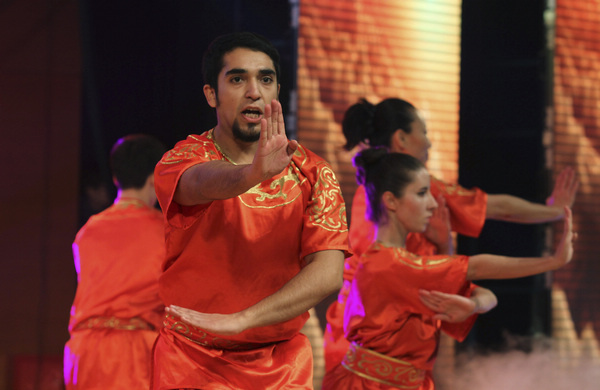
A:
<box><xmin>239</xmin><ymin>250</ymin><xmax>344</xmax><ymax>330</ymax></box>
<box><xmin>175</xmin><ymin>161</ymin><xmax>261</xmax><ymax>205</ymax></box>
<box><xmin>486</xmin><ymin>194</ymin><xmax>564</xmax><ymax>223</ymax></box>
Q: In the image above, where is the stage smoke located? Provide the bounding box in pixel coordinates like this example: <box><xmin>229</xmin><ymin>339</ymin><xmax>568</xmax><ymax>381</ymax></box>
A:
<box><xmin>451</xmin><ymin>336</ymin><xmax>600</xmax><ymax>390</ymax></box>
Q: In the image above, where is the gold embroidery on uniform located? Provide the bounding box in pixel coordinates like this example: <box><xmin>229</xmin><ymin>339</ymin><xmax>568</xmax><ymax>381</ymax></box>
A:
<box><xmin>308</xmin><ymin>162</ymin><xmax>348</xmax><ymax>232</ymax></box>
<box><xmin>163</xmin><ymin>314</ymin><xmax>269</xmax><ymax>350</ymax></box>
<box><xmin>115</xmin><ymin>198</ymin><xmax>147</xmax><ymax>209</ymax></box>
<box><xmin>160</xmin><ymin>131</ymin><xmax>220</xmax><ymax>165</ymax></box>
<box><xmin>293</xmin><ymin>144</ymin><xmax>308</xmax><ymax>167</ymax></box>
<box><xmin>342</xmin><ymin>343</ymin><xmax>425</xmax><ymax>388</ymax></box>
<box><xmin>74</xmin><ymin>316</ymin><xmax>154</xmax><ymax>331</ymax></box>
<box><xmin>390</xmin><ymin>245</ymin><xmax>454</xmax><ymax>269</ymax></box>
<box><xmin>238</xmin><ymin>145</ymin><xmax>308</xmax><ymax>209</ymax></box>
<box><xmin>239</xmin><ymin>165</ymin><xmax>304</xmax><ymax>209</ymax></box>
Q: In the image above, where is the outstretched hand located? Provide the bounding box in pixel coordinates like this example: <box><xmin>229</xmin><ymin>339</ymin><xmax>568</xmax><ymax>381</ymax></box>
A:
<box><xmin>419</xmin><ymin>289</ymin><xmax>476</xmax><ymax>323</ymax></box>
<box><xmin>553</xmin><ymin>206</ymin><xmax>576</xmax><ymax>268</ymax></box>
<box><xmin>424</xmin><ymin>194</ymin><xmax>452</xmax><ymax>254</ymax></box>
<box><xmin>546</xmin><ymin>166</ymin><xmax>579</xmax><ymax>211</ymax></box>
<box><xmin>167</xmin><ymin>305</ymin><xmax>246</xmax><ymax>336</ymax></box>
<box><xmin>252</xmin><ymin>99</ymin><xmax>299</xmax><ymax>181</ymax></box>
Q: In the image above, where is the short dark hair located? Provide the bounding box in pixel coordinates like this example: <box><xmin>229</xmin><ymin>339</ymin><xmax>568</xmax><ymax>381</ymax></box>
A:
<box><xmin>354</xmin><ymin>148</ymin><xmax>425</xmax><ymax>224</ymax></box>
<box><xmin>109</xmin><ymin>134</ymin><xmax>166</xmax><ymax>190</ymax></box>
<box><xmin>202</xmin><ymin>31</ymin><xmax>281</xmax><ymax>91</ymax></box>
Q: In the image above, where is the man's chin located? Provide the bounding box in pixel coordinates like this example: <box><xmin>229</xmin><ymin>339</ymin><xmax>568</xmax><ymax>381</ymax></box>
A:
<box><xmin>232</xmin><ymin>123</ymin><xmax>260</xmax><ymax>143</ymax></box>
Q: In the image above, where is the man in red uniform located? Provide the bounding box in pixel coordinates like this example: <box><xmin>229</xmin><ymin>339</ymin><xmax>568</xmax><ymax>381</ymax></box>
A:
<box><xmin>152</xmin><ymin>32</ymin><xmax>349</xmax><ymax>389</ymax></box>
<box><xmin>64</xmin><ymin>134</ymin><xmax>167</xmax><ymax>389</ymax></box>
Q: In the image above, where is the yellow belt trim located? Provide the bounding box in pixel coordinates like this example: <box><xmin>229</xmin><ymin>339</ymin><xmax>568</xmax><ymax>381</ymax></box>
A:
<box><xmin>163</xmin><ymin>314</ymin><xmax>271</xmax><ymax>351</ymax></box>
<box><xmin>341</xmin><ymin>343</ymin><xmax>426</xmax><ymax>389</ymax></box>
<box><xmin>75</xmin><ymin>316</ymin><xmax>154</xmax><ymax>331</ymax></box>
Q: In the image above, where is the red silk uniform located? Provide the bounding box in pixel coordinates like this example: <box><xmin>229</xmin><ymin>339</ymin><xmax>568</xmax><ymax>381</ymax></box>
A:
<box><xmin>322</xmin><ymin>243</ymin><xmax>478</xmax><ymax>389</ymax></box>
<box><xmin>324</xmin><ymin>178</ymin><xmax>487</xmax><ymax>372</ymax></box>
<box><xmin>63</xmin><ymin>199</ymin><xmax>165</xmax><ymax>390</ymax></box>
<box><xmin>350</xmin><ymin>178</ymin><xmax>488</xmax><ymax>258</ymax></box>
<box><xmin>152</xmin><ymin>130</ymin><xmax>350</xmax><ymax>389</ymax></box>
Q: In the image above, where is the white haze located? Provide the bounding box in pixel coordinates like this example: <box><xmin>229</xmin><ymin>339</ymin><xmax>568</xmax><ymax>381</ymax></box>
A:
<box><xmin>450</xmin><ymin>338</ymin><xmax>600</xmax><ymax>390</ymax></box>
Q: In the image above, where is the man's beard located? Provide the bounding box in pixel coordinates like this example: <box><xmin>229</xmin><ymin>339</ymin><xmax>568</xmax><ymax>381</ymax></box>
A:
<box><xmin>232</xmin><ymin>120</ymin><xmax>260</xmax><ymax>143</ymax></box>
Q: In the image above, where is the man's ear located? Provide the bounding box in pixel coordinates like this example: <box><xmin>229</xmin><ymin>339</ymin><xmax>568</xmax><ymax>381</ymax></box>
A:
<box><xmin>203</xmin><ymin>84</ymin><xmax>217</xmax><ymax>108</ymax></box>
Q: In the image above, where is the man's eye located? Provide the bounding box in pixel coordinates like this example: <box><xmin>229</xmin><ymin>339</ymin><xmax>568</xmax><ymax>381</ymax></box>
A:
<box><xmin>231</xmin><ymin>76</ymin><xmax>243</xmax><ymax>83</ymax></box>
<box><xmin>262</xmin><ymin>76</ymin><xmax>274</xmax><ymax>83</ymax></box>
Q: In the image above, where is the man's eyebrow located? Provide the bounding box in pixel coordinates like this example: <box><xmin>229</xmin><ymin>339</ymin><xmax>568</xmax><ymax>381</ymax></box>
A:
<box><xmin>258</xmin><ymin>69</ymin><xmax>276</xmax><ymax>76</ymax></box>
<box><xmin>224</xmin><ymin>68</ymin><xmax>276</xmax><ymax>76</ymax></box>
<box><xmin>225</xmin><ymin>68</ymin><xmax>247</xmax><ymax>76</ymax></box>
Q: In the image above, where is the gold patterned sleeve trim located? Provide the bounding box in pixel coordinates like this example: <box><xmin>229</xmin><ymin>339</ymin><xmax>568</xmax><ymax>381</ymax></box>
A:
<box><xmin>163</xmin><ymin>314</ymin><xmax>272</xmax><ymax>351</ymax></box>
<box><xmin>307</xmin><ymin>162</ymin><xmax>348</xmax><ymax>232</ymax></box>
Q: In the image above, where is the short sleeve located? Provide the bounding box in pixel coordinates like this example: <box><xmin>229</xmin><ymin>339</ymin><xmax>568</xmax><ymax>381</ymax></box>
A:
<box><xmin>431</xmin><ymin>176</ymin><xmax>488</xmax><ymax>238</ymax></box>
<box><xmin>154</xmin><ymin>134</ymin><xmax>220</xmax><ymax>228</ymax></box>
<box><xmin>441</xmin><ymin>282</ymin><xmax>479</xmax><ymax>341</ymax></box>
<box><xmin>356</xmin><ymin>247</ymin><xmax>471</xmax><ymax>316</ymax></box>
<box><xmin>298</xmin><ymin>155</ymin><xmax>350</xmax><ymax>260</ymax></box>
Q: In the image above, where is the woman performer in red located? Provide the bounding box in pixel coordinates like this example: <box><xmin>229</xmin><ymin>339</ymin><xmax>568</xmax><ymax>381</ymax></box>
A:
<box><xmin>324</xmin><ymin>98</ymin><xmax>579</xmax><ymax>371</ymax></box>
<box><xmin>322</xmin><ymin>148</ymin><xmax>575</xmax><ymax>389</ymax></box>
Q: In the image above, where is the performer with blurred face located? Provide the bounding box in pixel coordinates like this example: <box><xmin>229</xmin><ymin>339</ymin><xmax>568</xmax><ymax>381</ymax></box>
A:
<box><xmin>64</xmin><ymin>134</ymin><xmax>167</xmax><ymax>390</ymax></box>
<box><xmin>322</xmin><ymin>148</ymin><xmax>576</xmax><ymax>389</ymax></box>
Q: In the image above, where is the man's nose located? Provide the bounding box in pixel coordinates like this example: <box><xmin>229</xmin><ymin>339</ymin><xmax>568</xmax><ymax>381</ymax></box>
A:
<box><xmin>246</xmin><ymin>79</ymin><xmax>260</xmax><ymax>100</ymax></box>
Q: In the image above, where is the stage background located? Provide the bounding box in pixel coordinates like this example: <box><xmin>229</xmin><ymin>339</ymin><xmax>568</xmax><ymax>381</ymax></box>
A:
<box><xmin>0</xmin><ymin>0</ymin><xmax>598</xmax><ymax>389</ymax></box>
<box><xmin>552</xmin><ymin>0</ymin><xmax>600</xmax><ymax>369</ymax></box>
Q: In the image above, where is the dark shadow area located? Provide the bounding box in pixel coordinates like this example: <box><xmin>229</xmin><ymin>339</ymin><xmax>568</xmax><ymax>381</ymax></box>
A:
<box><xmin>459</xmin><ymin>0</ymin><xmax>552</xmax><ymax>351</ymax></box>
<box><xmin>78</xmin><ymin>0</ymin><xmax>296</xmax><ymax>224</ymax></box>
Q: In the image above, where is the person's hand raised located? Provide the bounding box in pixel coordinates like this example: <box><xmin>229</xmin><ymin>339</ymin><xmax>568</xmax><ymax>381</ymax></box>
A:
<box><xmin>251</xmin><ymin>99</ymin><xmax>299</xmax><ymax>181</ymax></box>
<box><xmin>553</xmin><ymin>206</ymin><xmax>576</xmax><ymax>268</ymax></box>
<box><xmin>546</xmin><ymin>166</ymin><xmax>579</xmax><ymax>211</ymax></box>
<box><xmin>424</xmin><ymin>194</ymin><xmax>452</xmax><ymax>254</ymax></box>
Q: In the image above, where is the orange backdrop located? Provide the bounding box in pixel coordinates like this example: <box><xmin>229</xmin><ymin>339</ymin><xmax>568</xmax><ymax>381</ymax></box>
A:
<box><xmin>297</xmin><ymin>0</ymin><xmax>462</xmax><ymax>218</ymax></box>
<box><xmin>552</xmin><ymin>0</ymin><xmax>600</xmax><ymax>362</ymax></box>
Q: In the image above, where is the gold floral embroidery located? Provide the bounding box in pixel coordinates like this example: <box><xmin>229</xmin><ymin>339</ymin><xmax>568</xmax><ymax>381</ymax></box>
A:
<box><xmin>159</xmin><ymin>134</ymin><xmax>347</xmax><ymax>231</ymax></box>
<box><xmin>240</xmin><ymin>165</ymin><xmax>304</xmax><ymax>208</ymax></box>
<box><xmin>307</xmin><ymin>162</ymin><xmax>348</xmax><ymax>232</ymax></box>
<box><xmin>160</xmin><ymin>133</ymin><xmax>220</xmax><ymax>165</ymax></box>
<box><xmin>163</xmin><ymin>314</ymin><xmax>269</xmax><ymax>350</ymax></box>
<box><xmin>342</xmin><ymin>343</ymin><xmax>425</xmax><ymax>388</ymax></box>
<box><xmin>388</xmin><ymin>244</ymin><xmax>454</xmax><ymax>269</ymax></box>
